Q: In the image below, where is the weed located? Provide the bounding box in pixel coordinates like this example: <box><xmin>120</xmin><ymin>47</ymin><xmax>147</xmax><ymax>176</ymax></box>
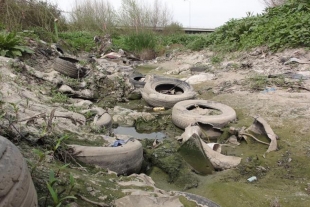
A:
<box><xmin>45</xmin><ymin>169</ymin><xmax>76</xmax><ymax>207</ymax></box>
<box><xmin>0</xmin><ymin>31</ymin><xmax>33</xmax><ymax>58</ymax></box>
<box><xmin>30</xmin><ymin>149</ymin><xmax>46</xmax><ymax>175</ymax></box>
<box><xmin>210</xmin><ymin>55</ymin><xmax>223</xmax><ymax>65</ymax></box>
<box><xmin>50</xmin><ymin>91</ymin><xmax>69</xmax><ymax>103</ymax></box>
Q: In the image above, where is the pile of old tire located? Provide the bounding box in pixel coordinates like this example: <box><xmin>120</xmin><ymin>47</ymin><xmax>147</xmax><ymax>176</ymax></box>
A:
<box><xmin>141</xmin><ymin>75</ymin><xmax>196</xmax><ymax>108</ymax></box>
<box><xmin>54</xmin><ymin>56</ymin><xmax>85</xmax><ymax>78</ymax></box>
<box><xmin>0</xmin><ymin>136</ymin><xmax>38</xmax><ymax>207</ymax></box>
<box><xmin>172</xmin><ymin>100</ymin><xmax>237</xmax><ymax>129</ymax></box>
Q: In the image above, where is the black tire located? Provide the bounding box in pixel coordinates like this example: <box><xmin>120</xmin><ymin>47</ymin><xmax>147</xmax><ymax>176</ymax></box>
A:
<box><xmin>141</xmin><ymin>75</ymin><xmax>196</xmax><ymax>108</ymax></box>
<box><xmin>172</xmin><ymin>100</ymin><xmax>236</xmax><ymax>129</ymax></box>
<box><xmin>0</xmin><ymin>136</ymin><xmax>38</xmax><ymax>207</ymax></box>
<box><xmin>54</xmin><ymin>57</ymin><xmax>84</xmax><ymax>78</ymax></box>
<box><xmin>129</xmin><ymin>73</ymin><xmax>146</xmax><ymax>88</ymax></box>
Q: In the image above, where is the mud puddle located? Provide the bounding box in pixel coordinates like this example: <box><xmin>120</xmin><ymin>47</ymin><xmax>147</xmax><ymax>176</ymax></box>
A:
<box><xmin>113</xmin><ymin>126</ymin><xmax>166</xmax><ymax>139</ymax></box>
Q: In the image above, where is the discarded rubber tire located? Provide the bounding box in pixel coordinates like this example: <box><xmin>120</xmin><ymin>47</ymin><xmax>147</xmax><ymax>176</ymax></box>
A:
<box><xmin>129</xmin><ymin>73</ymin><xmax>146</xmax><ymax>88</ymax></box>
<box><xmin>54</xmin><ymin>56</ymin><xmax>84</xmax><ymax>78</ymax></box>
<box><xmin>141</xmin><ymin>75</ymin><xmax>196</xmax><ymax>108</ymax></box>
<box><xmin>69</xmin><ymin>139</ymin><xmax>143</xmax><ymax>175</ymax></box>
<box><xmin>0</xmin><ymin>136</ymin><xmax>38</xmax><ymax>207</ymax></box>
<box><xmin>172</xmin><ymin>100</ymin><xmax>236</xmax><ymax>129</ymax></box>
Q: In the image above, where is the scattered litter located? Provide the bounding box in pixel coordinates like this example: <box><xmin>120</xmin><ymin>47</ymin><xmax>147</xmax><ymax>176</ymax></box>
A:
<box><xmin>284</xmin><ymin>57</ymin><xmax>310</xmax><ymax>65</ymax></box>
<box><xmin>153</xmin><ymin>107</ymin><xmax>165</xmax><ymax>112</ymax></box>
<box><xmin>261</xmin><ymin>87</ymin><xmax>276</xmax><ymax>93</ymax></box>
<box><xmin>268</xmin><ymin>72</ymin><xmax>310</xmax><ymax>80</ymax></box>
<box><xmin>247</xmin><ymin>176</ymin><xmax>257</xmax><ymax>182</ymax></box>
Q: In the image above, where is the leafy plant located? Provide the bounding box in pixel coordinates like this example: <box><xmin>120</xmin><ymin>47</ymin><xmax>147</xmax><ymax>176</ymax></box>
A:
<box><xmin>0</xmin><ymin>32</ymin><xmax>33</xmax><ymax>58</ymax></box>
<box><xmin>58</xmin><ymin>31</ymin><xmax>95</xmax><ymax>52</ymax></box>
<box><xmin>46</xmin><ymin>169</ymin><xmax>76</xmax><ymax>207</ymax></box>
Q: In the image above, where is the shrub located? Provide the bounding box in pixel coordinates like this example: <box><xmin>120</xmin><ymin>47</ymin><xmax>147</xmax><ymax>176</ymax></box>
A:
<box><xmin>0</xmin><ymin>0</ymin><xmax>66</xmax><ymax>32</ymax></box>
<box><xmin>204</xmin><ymin>0</ymin><xmax>310</xmax><ymax>51</ymax></box>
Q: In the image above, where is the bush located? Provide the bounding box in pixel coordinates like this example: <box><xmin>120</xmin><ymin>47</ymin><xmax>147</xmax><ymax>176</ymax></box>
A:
<box><xmin>204</xmin><ymin>0</ymin><xmax>310</xmax><ymax>51</ymax></box>
<box><xmin>0</xmin><ymin>0</ymin><xmax>66</xmax><ymax>32</ymax></box>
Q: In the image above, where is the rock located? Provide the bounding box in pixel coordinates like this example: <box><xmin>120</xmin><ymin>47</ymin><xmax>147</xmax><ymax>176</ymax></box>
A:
<box><xmin>184</xmin><ymin>73</ymin><xmax>215</xmax><ymax>84</ymax></box>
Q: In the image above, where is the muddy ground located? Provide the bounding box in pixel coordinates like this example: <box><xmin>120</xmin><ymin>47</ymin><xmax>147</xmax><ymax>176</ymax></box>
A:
<box><xmin>1</xmin><ymin>45</ymin><xmax>310</xmax><ymax>207</ymax></box>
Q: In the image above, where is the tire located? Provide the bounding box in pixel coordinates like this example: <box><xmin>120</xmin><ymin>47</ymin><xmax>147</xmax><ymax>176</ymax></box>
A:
<box><xmin>69</xmin><ymin>139</ymin><xmax>143</xmax><ymax>175</ymax></box>
<box><xmin>54</xmin><ymin>56</ymin><xmax>84</xmax><ymax>78</ymax></box>
<box><xmin>0</xmin><ymin>136</ymin><xmax>38</xmax><ymax>207</ymax></box>
<box><xmin>141</xmin><ymin>75</ymin><xmax>196</xmax><ymax>108</ymax></box>
<box><xmin>129</xmin><ymin>73</ymin><xmax>146</xmax><ymax>88</ymax></box>
<box><xmin>172</xmin><ymin>100</ymin><xmax>236</xmax><ymax>129</ymax></box>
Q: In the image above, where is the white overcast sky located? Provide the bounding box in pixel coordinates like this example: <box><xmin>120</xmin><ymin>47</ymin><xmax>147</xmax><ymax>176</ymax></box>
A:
<box><xmin>48</xmin><ymin>0</ymin><xmax>266</xmax><ymax>28</ymax></box>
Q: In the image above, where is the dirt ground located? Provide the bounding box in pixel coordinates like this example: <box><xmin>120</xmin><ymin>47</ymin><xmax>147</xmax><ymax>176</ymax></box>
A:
<box><xmin>2</xmin><ymin>45</ymin><xmax>310</xmax><ymax>207</ymax></box>
<box><xmin>140</xmin><ymin>48</ymin><xmax>310</xmax><ymax>207</ymax></box>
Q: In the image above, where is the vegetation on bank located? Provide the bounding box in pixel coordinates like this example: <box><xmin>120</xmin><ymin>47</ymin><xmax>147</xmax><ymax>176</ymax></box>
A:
<box><xmin>1</xmin><ymin>0</ymin><xmax>309</xmax><ymax>58</ymax></box>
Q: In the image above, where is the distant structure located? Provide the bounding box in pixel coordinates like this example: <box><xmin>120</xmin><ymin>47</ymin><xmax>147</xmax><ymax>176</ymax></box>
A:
<box><xmin>115</xmin><ymin>26</ymin><xmax>215</xmax><ymax>34</ymax></box>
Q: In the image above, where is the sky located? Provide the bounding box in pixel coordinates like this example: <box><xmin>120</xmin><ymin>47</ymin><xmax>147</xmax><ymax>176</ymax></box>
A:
<box><xmin>48</xmin><ymin>0</ymin><xmax>266</xmax><ymax>28</ymax></box>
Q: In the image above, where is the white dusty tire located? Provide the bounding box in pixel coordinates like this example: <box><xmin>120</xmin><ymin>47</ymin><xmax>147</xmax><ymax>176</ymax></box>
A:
<box><xmin>54</xmin><ymin>56</ymin><xmax>84</xmax><ymax>78</ymax></box>
<box><xmin>141</xmin><ymin>75</ymin><xmax>196</xmax><ymax>108</ymax></box>
<box><xmin>129</xmin><ymin>73</ymin><xmax>146</xmax><ymax>88</ymax></box>
<box><xmin>69</xmin><ymin>139</ymin><xmax>143</xmax><ymax>175</ymax></box>
<box><xmin>172</xmin><ymin>100</ymin><xmax>237</xmax><ymax>129</ymax></box>
<box><xmin>0</xmin><ymin>136</ymin><xmax>38</xmax><ymax>207</ymax></box>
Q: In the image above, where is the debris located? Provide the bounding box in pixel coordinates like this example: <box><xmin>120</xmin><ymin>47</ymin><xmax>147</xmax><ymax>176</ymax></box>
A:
<box><xmin>247</xmin><ymin>116</ymin><xmax>278</xmax><ymax>155</ymax></box>
<box><xmin>226</xmin><ymin>135</ymin><xmax>240</xmax><ymax>146</ymax></box>
<box><xmin>179</xmin><ymin>128</ymin><xmax>241</xmax><ymax>171</ymax></box>
<box><xmin>268</xmin><ymin>72</ymin><xmax>310</xmax><ymax>80</ymax></box>
<box><xmin>247</xmin><ymin>176</ymin><xmax>257</xmax><ymax>182</ymax></box>
<box><xmin>261</xmin><ymin>87</ymin><xmax>276</xmax><ymax>93</ymax></box>
<box><xmin>284</xmin><ymin>57</ymin><xmax>310</xmax><ymax>65</ymax></box>
<box><xmin>76</xmin><ymin>194</ymin><xmax>110</xmax><ymax>207</ymax></box>
<box><xmin>153</xmin><ymin>107</ymin><xmax>165</xmax><ymax>112</ymax></box>
<box><xmin>101</xmin><ymin>52</ymin><xmax>122</xmax><ymax>59</ymax></box>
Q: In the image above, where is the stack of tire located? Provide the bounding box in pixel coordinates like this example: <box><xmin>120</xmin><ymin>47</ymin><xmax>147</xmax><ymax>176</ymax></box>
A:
<box><xmin>139</xmin><ymin>75</ymin><xmax>236</xmax><ymax>128</ymax></box>
<box><xmin>0</xmin><ymin>136</ymin><xmax>38</xmax><ymax>207</ymax></box>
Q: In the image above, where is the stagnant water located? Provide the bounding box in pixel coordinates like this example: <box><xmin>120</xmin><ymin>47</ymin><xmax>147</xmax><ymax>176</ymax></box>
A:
<box><xmin>113</xmin><ymin>126</ymin><xmax>166</xmax><ymax>139</ymax></box>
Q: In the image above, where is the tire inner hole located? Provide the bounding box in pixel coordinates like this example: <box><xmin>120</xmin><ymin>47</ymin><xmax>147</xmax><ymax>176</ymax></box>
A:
<box><xmin>134</xmin><ymin>77</ymin><xmax>145</xmax><ymax>82</ymax></box>
<box><xmin>155</xmin><ymin>84</ymin><xmax>184</xmax><ymax>95</ymax></box>
<box><xmin>187</xmin><ymin>105</ymin><xmax>222</xmax><ymax>115</ymax></box>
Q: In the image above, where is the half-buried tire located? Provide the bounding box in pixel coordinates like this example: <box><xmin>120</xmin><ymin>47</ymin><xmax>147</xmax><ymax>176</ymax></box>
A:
<box><xmin>141</xmin><ymin>75</ymin><xmax>196</xmax><ymax>108</ymax></box>
<box><xmin>172</xmin><ymin>100</ymin><xmax>236</xmax><ymax>129</ymax></box>
<box><xmin>0</xmin><ymin>136</ymin><xmax>38</xmax><ymax>207</ymax></box>
<box><xmin>54</xmin><ymin>56</ymin><xmax>85</xmax><ymax>78</ymax></box>
<box><xmin>69</xmin><ymin>139</ymin><xmax>143</xmax><ymax>175</ymax></box>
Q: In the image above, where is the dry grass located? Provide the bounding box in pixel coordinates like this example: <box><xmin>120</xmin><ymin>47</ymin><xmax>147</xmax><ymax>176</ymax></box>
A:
<box><xmin>0</xmin><ymin>0</ymin><xmax>66</xmax><ymax>32</ymax></box>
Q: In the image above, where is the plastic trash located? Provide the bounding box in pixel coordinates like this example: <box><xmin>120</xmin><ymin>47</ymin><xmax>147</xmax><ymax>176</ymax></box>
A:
<box><xmin>153</xmin><ymin>107</ymin><xmax>165</xmax><ymax>111</ymax></box>
<box><xmin>261</xmin><ymin>87</ymin><xmax>276</xmax><ymax>93</ymax></box>
<box><xmin>247</xmin><ymin>176</ymin><xmax>257</xmax><ymax>182</ymax></box>
<box><xmin>112</xmin><ymin>139</ymin><xmax>126</xmax><ymax>147</ymax></box>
